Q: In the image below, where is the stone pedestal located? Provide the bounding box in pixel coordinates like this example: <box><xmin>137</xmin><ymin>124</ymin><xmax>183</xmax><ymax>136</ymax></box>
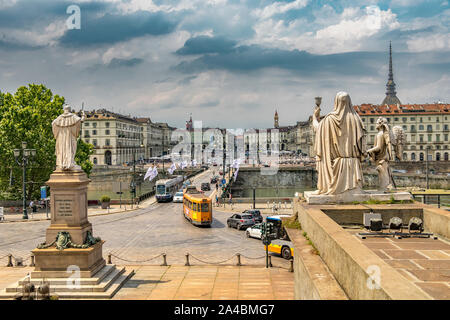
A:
<box><xmin>32</xmin><ymin>169</ymin><xmax>105</xmax><ymax>278</ymax></box>
<box><xmin>31</xmin><ymin>241</ymin><xmax>105</xmax><ymax>278</ymax></box>
<box><xmin>45</xmin><ymin>169</ymin><xmax>91</xmax><ymax>245</ymax></box>
<box><xmin>304</xmin><ymin>190</ymin><xmax>413</xmax><ymax>205</ymax></box>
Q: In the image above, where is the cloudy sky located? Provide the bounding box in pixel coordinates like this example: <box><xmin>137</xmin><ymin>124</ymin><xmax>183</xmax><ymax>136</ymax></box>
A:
<box><xmin>0</xmin><ymin>0</ymin><xmax>449</xmax><ymax>128</ymax></box>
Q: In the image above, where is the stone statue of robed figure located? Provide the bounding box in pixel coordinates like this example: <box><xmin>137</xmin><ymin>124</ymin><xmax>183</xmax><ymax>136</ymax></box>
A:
<box><xmin>52</xmin><ymin>105</ymin><xmax>85</xmax><ymax>171</ymax></box>
<box><xmin>312</xmin><ymin>92</ymin><xmax>366</xmax><ymax>196</ymax></box>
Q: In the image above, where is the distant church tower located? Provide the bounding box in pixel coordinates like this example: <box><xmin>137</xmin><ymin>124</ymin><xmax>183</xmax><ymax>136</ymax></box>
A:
<box><xmin>274</xmin><ymin>110</ymin><xmax>279</xmax><ymax>128</ymax></box>
<box><xmin>382</xmin><ymin>41</ymin><xmax>402</xmax><ymax>105</ymax></box>
<box><xmin>186</xmin><ymin>114</ymin><xmax>193</xmax><ymax>131</ymax></box>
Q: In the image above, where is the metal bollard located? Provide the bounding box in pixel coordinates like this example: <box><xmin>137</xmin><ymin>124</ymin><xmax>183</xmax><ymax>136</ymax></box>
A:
<box><xmin>29</xmin><ymin>255</ymin><xmax>35</xmax><ymax>267</ymax></box>
<box><xmin>7</xmin><ymin>254</ymin><xmax>13</xmax><ymax>267</ymax></box>
<box><xmin>268</xmin><ymin>255</ymin><xmax>273</xmax><ymax>268</ymax></box>
<box><xmin>236</xmin><ymin>254</ymin><xmax>242</xmax><ymax>266</ymax></box>
<box><xmin>185</xmin><ymin>253</ymin><xmax>190</xmax><ymax>266</ymax></box>
<box><xmin>289</xmin><ymin>259</ymin><xmax>294</xmax><ymax>272</ymax></box>
<box><xmin>107</xmin><ymin>253</ymin><xmax>112</xmax><ymax>264</ymax></box>
<box><xmin>161</xmin><ymin>253</ymin><xmax>168</xmax><ymax>266</ymax></box>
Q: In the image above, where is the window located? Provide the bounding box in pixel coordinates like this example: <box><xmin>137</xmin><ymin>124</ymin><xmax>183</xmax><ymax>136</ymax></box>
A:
<box><xmin>403</xmin><ymin>153</ymin><xmax>407</xmax><ymax>161</ymax></box>
<box><xmin>106</xmin><ymin>139</ymin><xmax>110</xmax><ymax>146</ymax></box>
<box><xmin>419</xmin><ymin>153</ymin><xmax>424</xmax><ymax>161</ymax></box>
<box><xmin>201</xmin><ymin>203</ymin><xmax>209</xmax><ymax>212</ymax></box>
<box><xmin>370</xmin><ymin>118</ymin><xmax>374</xmax><ymax>124</ymax></box>
<box><xmin>419</xmin><ymin>135</ymin><xmax>424</xmax><ymax>142</ymax></box>
<box><xmin>445</xmin><ymin>134</ymin><xmax>448</xmax><ymax>141</ymax></box>
<box><xmin>93</xmin><ymin>157</ymin><xmax>97</xmax><ymax>164</ymax></box>
<box><xmin>419</xmin><ymin>125</ymin><xmax>424</xmax><ymax>130</ymax></box>
<box><xmin>402</xmin><ymin>117</ymin><xmax>407</xmax><ymax>122</ymax></box>
<box><xmin>428</xmin><ymin>134</ymin><xmax>432</xmax><ymax>142</ymax></box>
<box><xmin>436</xmin><ymin>134</ymin><xmax>440</xmax><ymax>142</ymax></box>
<box><xmin>106</xmin><ymin>122</ymin><xmax>110</xmax><ymax>128</ymax></box>
<box><xmin>427</xmin><ymin>153</ymin><xmax>432</xmax><ymax>161</ymax></box>
<box><xmin>411</xmin><ymin>153</ymin><xmax>416</xmax><ymax>161</ymax></box>
<box><xmin>93</xmin><ymin>130</ymin><xmax>97</xmax><ymax>135</ymax></box>
<box><xmin>370</xmin><ymin>126</ymin><xmax>374</xmax><ymax>131</ymax></box>
<box><xmin>394</xmin><ymin>117</ymin><xmax>398</xmax><ymax>122</ymax></box>
<box><xmin>410</xmin><ymin>117</ymin><xmax>415</xmax><ymax>121</ymax></box>
<box><xmin>411</xmin><ymin>125</ymin><xmax>416</xmax><ymax>131</ymax></box>
<box><xmin>93</xmin><ymin>122</ymin><xmax>97</xmax><ymax>128</ymax></box>
<box><xmin>411</xmin><ymin>135</ymin><xmax>416</xmax><ymax>142</ymax></box>
<box><xmin>427</xmin><ymin>125</ymin><xmax>432</xmax><ymax>132</ymax></box>
<box><xmin>402</xmin><ymin>125</ymin><xmax>407</xmax><ymax>131</ymax></box>
<box><xmin>419</xmin><ymin>117</ymin><xmax>423</xmax><ymax>123</ymax></box>
<box><xmin>84</xmin><ymin>130</ymin><xmax>89</xmax><ymax>136</ymax></box>
<box><xmin>445</xmin><ymin>125</ymin><xmax>449</xmax><ymax>131</ymax></box>
<box><xmin>105</xmin><ymin>130</ymin><xmax>110</xmax><ymax>135</ymax></box>
<box><xmin>93</xmin><ymin>139</ymin><xmax>97</xmax><ymax>146</ymax></box>
<box><xmin>85</xmin><ymin>122</ymin><xmax>89</xmax><ymax>126</ymax></box>
<box><xmin>445</xmin><ymin>152</ymin><xmax>449</xmax><ymax>161</ymax></box>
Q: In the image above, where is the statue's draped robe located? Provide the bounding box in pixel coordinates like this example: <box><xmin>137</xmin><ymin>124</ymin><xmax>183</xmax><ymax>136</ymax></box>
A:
<box><xmin>314</xmin><ymin>94</ymin><xmax>365</xmax><ymax>195</ymax></box>
<box><xmin>52</xmin><ymin>113</ymin><xmax>81</xmax><ymax>170</ymax></box>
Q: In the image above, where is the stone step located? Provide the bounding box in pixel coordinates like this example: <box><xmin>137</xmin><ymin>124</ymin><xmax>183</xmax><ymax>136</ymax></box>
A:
<box><xmin>7</xmin><ymin>266</ymin><xmax>124</xmax><ymax>293</ymax></box>
<box><xmin>17</xmin><ymin>264</ymin><xmax>117</xmax><ymax>286</ymax></box>
<box><xmin>0</xmin><ymin>268</ymin><xmax>134</xmax><ymax>300</ymax></box>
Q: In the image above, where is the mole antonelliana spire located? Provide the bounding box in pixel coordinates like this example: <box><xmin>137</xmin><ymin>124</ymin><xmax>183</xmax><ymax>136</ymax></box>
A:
<box><xmin>382</xmin><ymin>41</ymin><xmax>402</xmax><ymax>105</ymax></box>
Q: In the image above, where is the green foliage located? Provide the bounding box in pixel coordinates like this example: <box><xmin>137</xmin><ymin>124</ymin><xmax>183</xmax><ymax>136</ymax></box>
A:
<box><xmin>282</xmin><ymin>217</ymin><xmax>301</xmax><ymax>230</ymax></box>
<box><xmin>302</xmin><ymin>231</ymin><xmax>319</xmax><ymax>255</ymax></box>
<box><xmin>100</xmin><ymin>195</ymin><xmax>111</xmax><ymax>203</ymax></box>
<box><xmin>0</xmin><ymin>84</ymin><xmax>93</xmax><ymax>200</ymax></box>
<box><xmin>75</xmin><ymin>139</ymin><xmax>94</xmax><ymax>176</ymax></box>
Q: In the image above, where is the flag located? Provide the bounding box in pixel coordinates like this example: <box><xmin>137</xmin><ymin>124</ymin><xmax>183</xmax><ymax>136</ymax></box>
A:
<box><xmin>232</xmin><ymin>159</ymin><xmax>241</xmax><ymax>169</ymax></box>
<box><xmin>233</xmin><ymin>168</ymin><xmax>239</xmax><ymax>182</ymax></box>
<box><xmin>144</xmin><ymin>166</ymin><xmax>153</xmax><ymax>181</ymax></box>
<box><xmin>149</xmin><ymin>166</ymin><xmax>158</xmax><ymax>181</ymax></box>
<box><xmin>180</xmin><ymin>161</ymin><xmax>187</xmax><ymax>169</ymax></box>
<box><xmin>168</xmin><ymin>163</ymin><xmax>177</xmax><ymax>175</ymax></box>
<box><xmin>192</xmin><ymin>159</ymin><xmax>197</xmax><ymax>167</ymax></box>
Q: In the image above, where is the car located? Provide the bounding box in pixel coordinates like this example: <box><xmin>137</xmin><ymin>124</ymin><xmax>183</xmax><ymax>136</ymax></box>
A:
<box><xmin>173</xmin><ymin>192</ymin><xmax>184</xmax><ymax>203</ymax></box>
<box><xmin>243</xmin><ymin>209</ymin><xmax>263</xmax><ymax>223</ymax></box>
<box><xmin>227</xmin><ymin>213</ymin><xmax>255</xmax><ymax>230</ymax></box>
<box><xmin>201</xmin><ymin>182</ymin><xmax>211</xmax><ymax>191</ymax></box>
<box><xmin>201</xmin><ymin>165</ymin><xmax>209</xmax><ymax>169</ymax></box>
<box><xmin>245</xmin><ymin>223</ymin><xmax>262</xmax><ymax>239</ymax></box>
<box><xmin>210</xmin><ymin>176</ymin><xmax>218</xmax><ymax>184</ymax></box>
<box><xmin>265</xmin><ymin>239</ymin><xmax>294</xmax><ymax>260</ymax></box>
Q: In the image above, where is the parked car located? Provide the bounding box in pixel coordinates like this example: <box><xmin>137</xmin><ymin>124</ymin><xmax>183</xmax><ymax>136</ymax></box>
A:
<box><xmin>265</xmin><ymin>239</ymin><xmax>294</xmax><ymax>260</ymax></box>
<box><xmin>173</xmin><ymin>192</ymin><xmax>184</xmax><ymax>203</ymax></box>
<box><xmin>201</xmin><ymin>182</ymin><xmax>211</xmax><ymax>191</ymax></box>
<box><xmin>243</xmin><ymin>209</ymin><xmax>263</xmax><ymax>223</ymax></box>
<box><xmin>210</xmin><ymin>176</ymin><xmax>218</xmax><ymax>184</ymax></box>
<box><xmin>227</xmin><ymin>213</ymin><xmax>255</xmax><ymax>230</ymax></box>
<box><xmin>245</xmin><ymin>223</ymin><xmax>262</xmax><ymax>239</ymax></box>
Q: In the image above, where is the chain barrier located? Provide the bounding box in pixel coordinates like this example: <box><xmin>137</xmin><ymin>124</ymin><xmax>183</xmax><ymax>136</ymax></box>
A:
<box><xmin>109</xmin><ymin>253</ymin><xmax>164</xmax><ymax>263</ymax></box>
<box><xmin>189</xmin><ymin>253</ymin><xmax>237</xmax><ymax>265</ymax></box>
<box><xmin>240</xmin><ymin>254</ymin><xmax>266</xmax><ymax>260</ymax></box>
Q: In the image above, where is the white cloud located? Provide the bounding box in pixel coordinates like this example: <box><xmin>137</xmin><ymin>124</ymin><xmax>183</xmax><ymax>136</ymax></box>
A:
<box><xmin>252</xmin><ymin>0</ymin><xmax>309</xmax><ymax>20</ymax></box>
<box><xmin>315</xmin><ymin>6</ymin><xmax>399</xmax><ymax>42</ymax></box>
<box><xmin>407</xmin><ymin>33</ymin><xmax>450</xmax><ymax>52</ymax></box>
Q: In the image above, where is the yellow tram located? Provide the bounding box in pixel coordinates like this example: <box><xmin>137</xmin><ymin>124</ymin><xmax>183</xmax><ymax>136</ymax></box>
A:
<box><xmin>183</xmin><ymin>186</ymin><xmax>212</xmax><ymax>226</ymax></box>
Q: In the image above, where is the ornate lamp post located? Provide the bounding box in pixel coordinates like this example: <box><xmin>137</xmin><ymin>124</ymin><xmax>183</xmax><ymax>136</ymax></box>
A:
<box><xmin>13</xmin><ymin>141</ymin><xmax>36</xmax><ymax>220</ymax></box>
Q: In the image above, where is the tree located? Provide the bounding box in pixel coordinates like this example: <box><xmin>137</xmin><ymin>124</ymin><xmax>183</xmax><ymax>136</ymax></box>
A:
<box><xmin>0</xmin><ymin>84</ymin><xmax>93</xmax><ymax>200</ymax></box>
<box><xmin>75</xmin><ymin>138</ymin><xmax>94</xmax><ymax>176</ymax></box>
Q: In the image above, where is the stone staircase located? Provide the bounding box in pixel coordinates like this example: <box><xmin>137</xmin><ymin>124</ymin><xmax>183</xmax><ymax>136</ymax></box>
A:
<box><xmin>0</xmin><ymin>264</ymin><xmax>134</xmax><ymax>299</ymax></box>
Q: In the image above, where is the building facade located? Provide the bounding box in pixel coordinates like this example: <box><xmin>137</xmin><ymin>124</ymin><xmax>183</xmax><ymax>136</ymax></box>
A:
<box><xmin>81</xmin><ymin>109</ymin><xmax>174</xmax><ymax>166</ymax></box>
<box><xmin>355</xmin><ymin>103</ymin><xmax>450</xmax><ymax>162</ymax></box>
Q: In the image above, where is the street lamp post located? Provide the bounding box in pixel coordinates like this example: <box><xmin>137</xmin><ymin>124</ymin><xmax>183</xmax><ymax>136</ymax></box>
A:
<box><xmin>13</xmin><ymin>141</ymin><xmax>36</xmax><ymax>220</ymax></box>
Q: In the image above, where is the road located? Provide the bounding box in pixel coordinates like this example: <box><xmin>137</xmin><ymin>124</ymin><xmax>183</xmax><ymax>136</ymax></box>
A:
<box><xmin>0</xmin><ymin>169</ymin><xmax>289</xmax><ymax>267</ymax></box>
